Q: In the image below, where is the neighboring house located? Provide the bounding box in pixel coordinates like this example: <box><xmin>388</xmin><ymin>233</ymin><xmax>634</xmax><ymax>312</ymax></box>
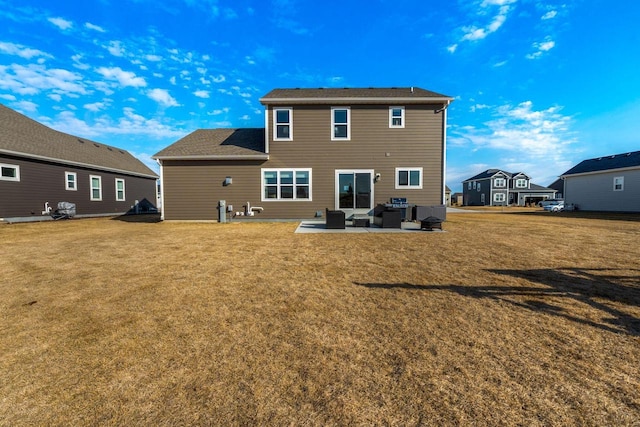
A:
<box><xmin>462</xmin><ymin>169</ymin><xmax>556</xmax><ymax>206</ymax></box>
<box><xmin>0</xmin><ymin>104</ymin><xmax>158</xmax><ymax>220</ymax></box>
<box><xmin>560</xmin><ymin>150</ymin><xmax>640</xmax><ymax>212</ymax></box>
<box><xmin>547</xmin><ymin>178</ymin><xmax>564</xmax><ymax>199</ymax></box>
<box><xmin>153</xmin><ymin>87</ymin><xmax>453</xmax><ymax>221</ymax></box>
<box><xmin>444</xmin><ymin>185</ymin><xmax>451</xmax><ymax>206</ymax></box>
<box><xmin>451</xmin><ymin>192</ymin><xmax>463</xmax><ymax>206</ymax></box>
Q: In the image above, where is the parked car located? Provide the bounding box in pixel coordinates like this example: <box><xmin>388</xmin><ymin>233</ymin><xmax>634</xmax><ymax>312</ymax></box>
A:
<box><xmin>538</xmin><ymin>198</ymin><xmax>564</xmax><ymax>207</ymax></box>
<box><xmin>543</xmin><ymin>201</ymin><xmax>565</xmax><ymax>212</ymax></box>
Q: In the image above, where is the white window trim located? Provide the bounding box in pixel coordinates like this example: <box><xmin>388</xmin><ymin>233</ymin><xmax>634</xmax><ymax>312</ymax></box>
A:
<box><xmin>331</xmin><ymin>107</ymin><xmax>351</xmax><ymax>141</ymax></box>
<box><xmin>389</xmin><ymin>106</ymin><xmax>405</xmax><ymax>128</ymax></box>
<box><xmin>515</xmin><ymin>178</ymin><xmax>528</xmax><ymax>188</ymax></box>
<box><xmin>494</xmin><ymin>193</ymin><xmax>506</xmax><ymax>202</ymax></box>
<box><xmin>90</xmin><ymin>175</ymin><xmax>102</xmax><ymax>201</ymax></box>
<box><xmin>613</xmin><ymin>176</ymin><xmax>624</xmax><ymax>191</ymax></box>
<box><xmin>494</xmin><ymin>177</ymin><xmax>506</xmax><ymax>187</ymax></box>
<box><xmin>261</xmin><ymin>168</ymin><xmax>312</xmax><ymax>202</ymax></box>
<box><xmin>115</xmin><ymin>178</ymin><xmax>126</xmax><ymax>201</ymax></box>
<box><xmin>395</xmin><ymin>167</ymin><xmax>423</xmax><ymax>190</ymax></box>
<box><xmin>273</xmin><ymin>107</ymin><xmax>293</xmax><ymax>141</ymax></box>
<box><xmin>0</xmin><ymin>163</ymin><xmax>20</xmax><ymax>182</ymax></box>
<box><xmin>65</xmin><ymin>171</ymin><xmax>77</xmax><ymax>191</ymax></box>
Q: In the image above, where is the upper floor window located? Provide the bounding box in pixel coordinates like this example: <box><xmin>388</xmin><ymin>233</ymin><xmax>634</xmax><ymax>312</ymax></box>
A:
<box><xmin>395</xmin><ymin>167</ymin><xmax>422</xmax><ymax>189</ymax></box>
<box><xmin>262</xmin><ymin>168</ymin><xmax>312</xmax><ymax>201</ymax></box>
<box><xmin>467</xmin><ymin>181</ymin><xmax>472</xmax><ymax>190</ymax></box>
<box><xmin>331</xmin><ymin>107</ymin><xmax>350</xmax><ymax>140</ymax></box>
<box><xmin>90</xmin><ymin>175</ymin><xmax>102</xmax><ymax>201</ymax></box>
<box><xmin>0</xmin><ymin>163</ymin><xmax>20</xmax><ymax>181</ymax></box>
<box><xmin>477</xmin><ymin>182</ymin><xmax>481</xmax><ymax>191</ymax></box>
<box><xmin>274</xmin><ymin>108</ymin><xmax>292</xmax><ymax>140</ymax></box>
<box><xmin>389</xmin><ymin>107</ymin><xmax>405</xmax><ymax>128</ymax></box>
<box><xmin>115</xmin><ymin>178</ymin><xmax>126</xmax><ymax>201</ymax></box>
<box><xmin>472</xmin><ymin>181</ymin><xmax>477</xmax><ymax>189</ymax></box>
<box><xmin>614</xmin><ymin>176</ymin><xmax>624</xmax><ymax>191</ymax></box>
<box><xmin>494</xmin><ymin>177</ymin><xmax>506</xmax><ymax>187</ymax></box>
<box><xmin>65</xmin><ymin>172</ymin><xmax>77</xmax><ymax>191</ymax></box>
<box><xmin>515</xmin><ymin>178</ymin><xmax>528</xmax><ymax>188</ymax></box>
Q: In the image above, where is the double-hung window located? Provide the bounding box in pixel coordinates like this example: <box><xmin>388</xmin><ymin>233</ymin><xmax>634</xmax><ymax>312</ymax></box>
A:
<box><xmin>262</xmin><ymin>169</ymin><xmax>311</xmax><ymax>201</ymax></box>
<box><xmin>515</xmin><ymin>178</ymin><xmax>527</xmax><ymax>188</ymax></box>
<box><xmin>494</xmin><ymin>193</ymin><xmax>506</xmax><ymax>202</ymax></box>
<box><xmin>614</xmin><ymin>176</ymin><xmax>624</xmax><ymax>191</ymax></box>
<box><xmin>389</xmin><ymin>107</ymin><xmax>405</xmax><ymax>128</ymax></box>
<box><xmin>494</xmin><ymin>177</ymin><xmax>506</xmax><ymax>187</ymax></box>
<box><xmin>274</xmin><ymin>108</ymin><xmax>292</xmax><ymax>140</ymax></box>
<box><xmin>115</xmin><ymin>178</ymin><xmax>126</xmax><ymax>201</ymax></box>
<box><xmin>65</xmin><ymin>172</ymin><xmax>77</xmax><ymax>191</ymax></box>
<box><xmin>331</xmin><ymin>107</ymin><xmax>350</xmax><ymax>140</ymax></box>
<box><xmin>90</xmin><ymin>175</ymin><xmax>102</xmax><ymax>201</ymax></box>
<box><xmin>0</xmin><ymin>163</ymin><xmax>20</xmax><ymax>181</ymax></box>
<box><xmin>395</xmin><ymin>167</ymin><xmax>422</xmax><ymax>189</ymax></box>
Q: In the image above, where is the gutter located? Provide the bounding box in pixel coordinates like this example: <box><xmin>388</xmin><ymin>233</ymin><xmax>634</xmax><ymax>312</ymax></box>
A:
<box><xmin>152</xmin><ymin>154</ymin><xmax>270</xmax><ymax>161</ymax></box>
<box><xmin>0</xmin><ymin>149</ymin><xmax>158</xmax><ymax>179</ymax></box>
<box><xmin>260</xmin><ymin>96</ymin><xmax>455</xmax><ymax>105</ymax></box>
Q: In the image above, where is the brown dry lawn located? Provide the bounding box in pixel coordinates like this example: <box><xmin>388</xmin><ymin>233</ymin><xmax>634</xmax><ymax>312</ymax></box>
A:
<box><xmin>1</xmin><ymin>212</ymin><xmax>639</xmax><ymax>426</ymax></box>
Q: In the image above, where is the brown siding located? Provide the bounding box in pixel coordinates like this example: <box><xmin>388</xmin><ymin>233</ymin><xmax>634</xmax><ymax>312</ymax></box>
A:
<box><xmin>161</xmin><ymin>103</ymin><xmax>445</xmax><ymax>220</ymax></box>
<box><xmin>0</xmin><ymin>154</ymin><xmax>156</xmax><ymax>218</ymax></box>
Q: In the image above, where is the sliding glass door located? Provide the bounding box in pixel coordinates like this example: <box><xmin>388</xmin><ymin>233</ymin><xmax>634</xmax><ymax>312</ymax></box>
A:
<box><xmin>336</xmin><ymin>170</ymin><xmax>374</xmax><ymax>212</ymax></box>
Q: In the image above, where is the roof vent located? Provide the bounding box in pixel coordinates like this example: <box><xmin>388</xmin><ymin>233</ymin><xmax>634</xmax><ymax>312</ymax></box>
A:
<box><xmin>77</xmin><ymin>139</ymin><xmax>85</xmax><ymax>144</ymax></box>
<box><xmin>94</xmin><ymin>143</ymin><xmax>100</xmax><ymax>148</ymax></box>
<box><xmin>107</xmin><ymin>147</ymin><xmax>113</xmax><ymax>151</ymax></box>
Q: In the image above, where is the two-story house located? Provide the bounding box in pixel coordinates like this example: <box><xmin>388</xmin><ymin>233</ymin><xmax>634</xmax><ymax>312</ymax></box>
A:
<box><xmin>153</xmin><ymin>87</ymin><xmax>453</xmax><ymax>221</ymax></box>
<box><xmin>0</xmin><ymin>103</ymin><xmax>158</xmax><ymax>221</ymax></box>
<box><xmin>462</xmin><ymin>169</ymin><xmax>556</xmax><ymax>207</ymax></box>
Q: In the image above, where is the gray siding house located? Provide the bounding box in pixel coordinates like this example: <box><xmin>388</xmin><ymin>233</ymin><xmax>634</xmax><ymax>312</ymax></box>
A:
<box><xmin>561</xmin><ymin>150</ymin><xmax>640</xmax><ymax>212</ymax></box>
<box><xmin>462</xmin><ymin>169</ymin><xmax>556</xmax><ymax>206</ymax></box>
<box><xmin>0</xmin><ymin>104</ymin><xmax>158</xmax><ymax>221</ymax></box>
<box><xmin>153</xmin><ymin>87</ymin><xmax>453</xmax><ymax>221</ymax></box>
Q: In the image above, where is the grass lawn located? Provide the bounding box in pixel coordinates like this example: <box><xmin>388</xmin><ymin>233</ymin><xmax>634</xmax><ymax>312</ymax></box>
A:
<box><xmin>1</xmin><ymin>212</ymin><xmax>639</xmax><ymax>425</ymax></box>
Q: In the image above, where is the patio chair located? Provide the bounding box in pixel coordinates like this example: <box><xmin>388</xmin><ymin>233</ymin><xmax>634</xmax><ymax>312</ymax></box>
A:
<box><xmin>325</xmin><ymin>208</ymin><xmax>346</xmax><ymax>229</ymax></box>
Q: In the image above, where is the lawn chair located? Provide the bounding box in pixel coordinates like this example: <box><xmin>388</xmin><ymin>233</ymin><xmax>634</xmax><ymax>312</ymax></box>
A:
<box><xmin>51</xmin><ymin>202</ymin><xmax>76</xmax><ymax>220</ymax></box>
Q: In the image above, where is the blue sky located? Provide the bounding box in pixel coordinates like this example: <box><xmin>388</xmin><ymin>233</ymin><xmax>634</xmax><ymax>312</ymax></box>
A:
<box><xmin>1</xmin><ymin>0</ymin><xmax>638</xmax><ymax>192</ymax></box>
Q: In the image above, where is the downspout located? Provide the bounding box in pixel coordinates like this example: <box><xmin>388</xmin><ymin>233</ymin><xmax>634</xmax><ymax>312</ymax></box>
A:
<box><xmin>441</xmin><ymin>100</ymin><xmax>450</xmax><ymax>205</ymax></box>
<box><xmin>264</xmin><ymin>104</ymin><xmax>270</xmax><ymax>154</ymax></box>
<box><xmin>157</xmin><ymin>159</ymin><xmax>165</xmax><ymax>221</ymax></box>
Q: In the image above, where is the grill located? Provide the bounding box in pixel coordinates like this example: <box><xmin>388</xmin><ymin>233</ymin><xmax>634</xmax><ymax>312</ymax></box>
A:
<box><xmin>384</xmin><ymin>198</ymin><xmax>411</xmax><ymax>221</ymax></box>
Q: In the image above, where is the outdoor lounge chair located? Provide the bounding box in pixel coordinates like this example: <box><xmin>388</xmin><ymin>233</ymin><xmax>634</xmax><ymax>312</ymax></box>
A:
<box><xmin>325</xmin><ymin>208</ymin><xmax>346</xmax><ymax>229</ymax></box>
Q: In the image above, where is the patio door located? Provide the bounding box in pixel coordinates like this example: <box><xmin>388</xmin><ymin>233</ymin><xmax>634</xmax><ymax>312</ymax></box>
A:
<box><xmin>336</xmin><ymin>170</ymin><xmax>374</xmax><ymax>215</ymax></box>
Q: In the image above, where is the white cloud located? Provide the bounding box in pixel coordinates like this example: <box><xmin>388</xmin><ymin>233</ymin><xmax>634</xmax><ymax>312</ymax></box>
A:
<box><xmin>71</xmin><ymin>54</ymin><xmax>91</xmax><ymax>70</ymax></box>
<box><xmin>106</xmin><ymin>40</ymin><xmax>125</xmax><ymax>57</ymax></box>
<box><xmin>208</xmin><ymin>107</ymin><xmax>229</xmax><ymax>115</ymax></box>
<box><xmin>44</xmin><ymin>108</ymin><xmax>186</xmax><ymax>140</ymax></box>
<box><xmin>212</xmin><ymin>74</ymin><xmax>226</xmax><ymax>83</ymax></box>
<box><xmin>542</xmin><ymin>10</ymin><xmax>557</xmax><ymax>20</ymax></box>
<box><xmin>0</xmin><ymin>94</ymin><xmax>17</xmax><ymax>101</ymax></box>
<box><xmin>447</xmin><ymin>44</ymin><xmax>458</xmax><ymax>54</ymax></box>
<box><xmin>0</xmin><ymin>41</ymin><xmax>53</xmax><ymax>59</ymax></box>
<box><xmin>48</xmin><ymin>94</ymin><xmax>61</xmax><ymax>102</ymax></box>
<box><xmin>85</xmin><ymin>22</ymin><xmax>106</xmax><ymax>32</ymax></box>
<box><xmin>15</xmin><ymin>100</ymin><xmax>38</xmax><ymax>112</ymax></box>
<box><xmin>84</xmin><ymin>102</ymin><xmax>106</xmax><ymax>112</ymax></box>
<box><xmin>146</xmin><ymin>54</ymin><xmax>163</xmax><ymax>62</ymax></box>
<box><xmin>193</xmin><ymin>90</ymin><xmax>210</xmax><ymax>98</ymax></box>
<box><xmin>0</xmin><ymin>63</ymin><xmax>87</xmax><ymax>96</ymax></box>
<box><xmin>48</xmin><ymin>17</ymin><xmax>73</xmax><ymax>30</ymax></box>
<box><xmin>147</xmin><ymin>88</ymin><xmax>179</xmax><ymax>107</ymax></box>
<box><xmin>526</xmin><ymin>38</ymin><xmax>555</xmax><ymax>59</ymax></box>
<box><xmin>96</xmin><ymin>66</ymin><xmax>147</xmax><ymax>88</ymax></box>
<box><xmin>451</xmin><ymin>100</ymin><xmax>575</xmax><ymax>157</ymax></box>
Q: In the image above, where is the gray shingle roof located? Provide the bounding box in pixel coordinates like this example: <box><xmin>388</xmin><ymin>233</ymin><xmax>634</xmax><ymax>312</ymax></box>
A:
<box><xmin>0</xmin><ymin>103</ymin><xmax>157</xmax><ymax>178</ymax></box>
<box><xmin>260</xmin><ymin>87</ymin><xmax>452</xmax><ymax>104</ymax></box>
<box><xmin>562</xmin><ymin>150</ymin><xmax>640</xmax><ymax>176</ymax></box>
<box><xmin>152</xmin><ymin>128</ymin><xmax>266</xmax><ymax>159</ymax></box>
